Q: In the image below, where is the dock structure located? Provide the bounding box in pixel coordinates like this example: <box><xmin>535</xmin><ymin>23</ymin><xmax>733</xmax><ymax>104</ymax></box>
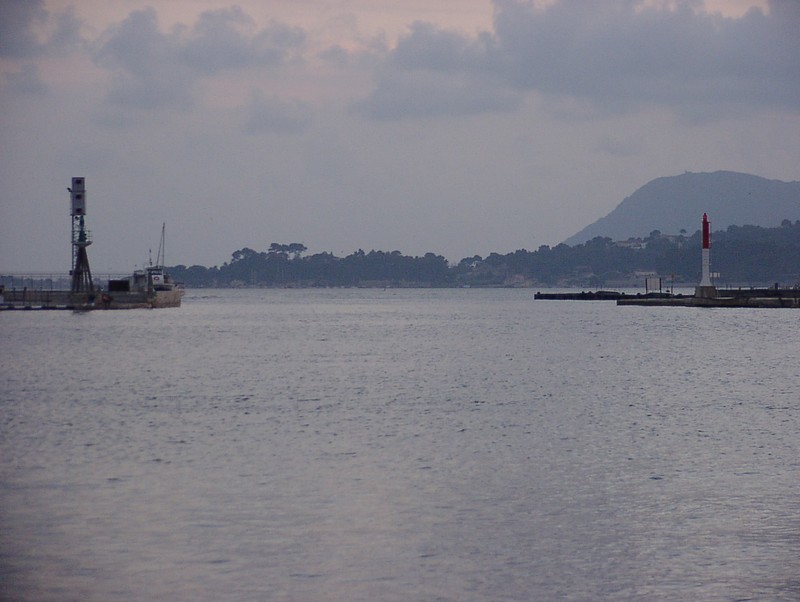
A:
<box><xmin>616</xmin><ymin>290</ymin><xmax>800</xmax><ymax>308</ymax></box>
<box><xmin>533</xmin><ymin>288</ymin><xmax>800</xmax><ymax>307</ymax></box>
<box><xmin>534</xmin><ymin>291</ymin><xmax>673</xmax><ymax>301</ymax></box>
<box><xmin>1</xmin><ymin>178</ymin><xmax>183</xmax><ymax>311</ymax></box>
<box><xmin>534</xmin><ymin>290</ymin><xmax>626</xmax><ymax>301</ymax></box>
<box><xmin>536</xmin><ymin>213</ymin><xmax>799</xmax><ymax>308</ymax></box>
<box><xmin>1</xmin><ymin>288</ymin><xmax>73</xmax><ymax>310</ymax></box>
<box><xmin>0</xmin><ymin>287</ymin><xmax>168</xmax><ymax>310</ymax></box>
<box><xmin>617</xmin><ymin>213</ymin><xmax>799</xmax><ymax>307</ymax></box>
<box><xmin>69</xmin><ymin>177</ymin><xmax>94</xmax><ymax>296</ymax></box>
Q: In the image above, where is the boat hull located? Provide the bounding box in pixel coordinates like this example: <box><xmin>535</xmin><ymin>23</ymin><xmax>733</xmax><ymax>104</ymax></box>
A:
<box><xmin>97</xmin><ymin>288</ymin><xmax>184</xmax><ymax>309</ymax></box>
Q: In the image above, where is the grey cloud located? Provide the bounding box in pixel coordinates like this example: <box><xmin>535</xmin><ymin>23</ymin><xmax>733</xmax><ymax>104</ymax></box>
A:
<box><xmin>46</xmin><ymin>6</ymin><xmax>82</xmax><ymax>53</ymax></box>
<box><xmin>319</xmin><ymin>44</ymin><xmax>351</xmax><ymax>67</ymax></box>
<box><xmin>390</xmin><ymin>21</ymin><xmax>496</xmax><ymax>72</ymax></box>
<box><xmin>0</xmin><ymin>0</ymin><xmax>81</xmax><ymax>59</ymax></box>
<box><xmin>3</xmin><ymin>63</ymin><xmax>48</xmax><ymax>97</ymax></box>
<box><xmin>244</xmin><ymin>91</ymin><xmax>312</xmax><ymax>134</ymax></box>
<box><xmin>94</xmin><ymin>6</ymin><xmax>306</xmax><ymax>111</ymax></box>
<box><xmin>320</xmin><ymin>33</ymin><xmax>390</xmax><ymax>69</ymax></box>
<box><xmin>0</xmin><ymin>1</ymin><xmax>81</xmax><ymax>99</ymax></box>
<box><xmin>94</xmin><ymin>8</ymin><xmax>194</xmax><ymax>110</ymax></box>
<box><xmin>180</xmin><ymin>7</ymin><xmax>305</xmax><ymax>75</ymax></box>
<box><xmin>594</xmin><ymin>133</ymin><xmax>642</xmax><ymax>158</ymax></box>
<box><xmin>355</xmin><ymin>69</ymin><xmax>521</xmax><ymax>119</ymax></box>
<box><xmin>359</xmin><ymin>0</ymin><xmax>800</xmax><ymax>121</ymax></box>
<box><xmin>355</xmin><ymin>22</ymin><xmax>517</xmax><ymax>119</ymax></box>
<box><xmin>493</xmin><ymin>0</ymin><xmax>800</xmax><ymax>114</ymax></box>
<box><xmin>0</xmin><ymin>1</ymin><xmax>45</xmax><ymax>59</ymax></box>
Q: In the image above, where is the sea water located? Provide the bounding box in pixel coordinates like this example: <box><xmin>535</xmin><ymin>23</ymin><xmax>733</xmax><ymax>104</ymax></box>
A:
<box><xmin>1</xmin><ymin>288</ymin><xmax>798</xmax><ymax>601</ymax></box>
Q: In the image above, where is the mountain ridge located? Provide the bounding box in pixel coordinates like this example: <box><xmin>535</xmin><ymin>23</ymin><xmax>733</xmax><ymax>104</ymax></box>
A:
<box><xmin>563</xmin><ymin>171</ymin><xmax>800</xmax><ymax>246</ymax></box>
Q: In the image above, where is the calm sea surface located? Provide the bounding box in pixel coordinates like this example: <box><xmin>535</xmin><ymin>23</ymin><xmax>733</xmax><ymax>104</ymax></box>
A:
<box><xmin>1</xmin><ymin>288</ymin><xmax>798</xmax><ymax>601</ymax></box>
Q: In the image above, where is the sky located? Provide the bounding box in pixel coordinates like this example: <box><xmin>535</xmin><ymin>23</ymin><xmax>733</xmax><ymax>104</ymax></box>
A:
<box><xmin>1</xmin><ymin>0</ymin><xmax>798</xmax><ymax>272</ymax></box>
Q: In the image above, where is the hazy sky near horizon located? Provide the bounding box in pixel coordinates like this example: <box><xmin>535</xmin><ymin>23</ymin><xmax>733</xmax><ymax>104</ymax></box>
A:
<box><xmin>1</xmin><ymin>0</ymin><xmax>798</xmax><ymax>271</ymax></box>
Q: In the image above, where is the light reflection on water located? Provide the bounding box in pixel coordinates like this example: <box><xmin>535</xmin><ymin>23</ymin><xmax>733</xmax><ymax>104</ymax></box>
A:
<box><xmin>1</xmin><ymin>288</ymin><xmax>799</xmax><ymax>601</ymax></box>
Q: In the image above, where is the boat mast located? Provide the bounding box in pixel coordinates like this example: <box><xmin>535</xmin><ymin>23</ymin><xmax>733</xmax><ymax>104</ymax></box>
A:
<box><xmin>155</xmin><ymin>222</ymin><xmax>166</xmax><ymax>268</ymax></box>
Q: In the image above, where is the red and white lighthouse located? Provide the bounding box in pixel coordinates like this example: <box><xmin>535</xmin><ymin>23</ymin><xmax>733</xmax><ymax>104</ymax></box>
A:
<box><xmin>695</xmin><ymin>213</ymin><xmax>716</xmax><ymax>298</ymax></box>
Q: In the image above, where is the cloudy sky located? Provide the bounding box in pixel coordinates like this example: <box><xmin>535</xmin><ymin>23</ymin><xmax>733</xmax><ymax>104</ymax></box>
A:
<box><xmin>1</xmin><ymin>0</ymin><xmax>798</xmax><ymax>272</ymax></box>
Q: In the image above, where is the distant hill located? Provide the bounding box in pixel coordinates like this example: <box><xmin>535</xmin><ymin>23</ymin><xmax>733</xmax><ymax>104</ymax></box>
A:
<box><xmin>564</xmin><ymin>171</ymin><xmax>800</xmax><ymax>245</ymax></box>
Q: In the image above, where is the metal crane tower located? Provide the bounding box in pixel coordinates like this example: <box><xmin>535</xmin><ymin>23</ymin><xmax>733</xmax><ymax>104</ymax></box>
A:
<box><xmin>69</xmin><ymin>177</ymin><xmax>94</xmax><ymax>294</ymax></box>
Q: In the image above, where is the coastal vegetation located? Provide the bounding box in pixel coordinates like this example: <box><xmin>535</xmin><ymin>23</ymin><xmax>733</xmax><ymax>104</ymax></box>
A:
<box><xmin>168</xmin><ymin>220</ymin><xmax>800</xmax><ymax>289</ymax></box>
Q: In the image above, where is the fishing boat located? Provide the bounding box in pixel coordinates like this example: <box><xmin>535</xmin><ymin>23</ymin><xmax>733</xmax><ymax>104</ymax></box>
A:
<box><xmin>100</xmin><ymin>224</ymin><xmax>184</xmax><ymax>309</ymax></box>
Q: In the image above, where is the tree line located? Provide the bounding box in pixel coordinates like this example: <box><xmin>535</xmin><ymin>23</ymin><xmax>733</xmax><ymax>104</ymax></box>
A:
<box><xmin>168</xmin><ymin>220</ymin><xmax>800</xmax><ymax>288</ymax></box>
